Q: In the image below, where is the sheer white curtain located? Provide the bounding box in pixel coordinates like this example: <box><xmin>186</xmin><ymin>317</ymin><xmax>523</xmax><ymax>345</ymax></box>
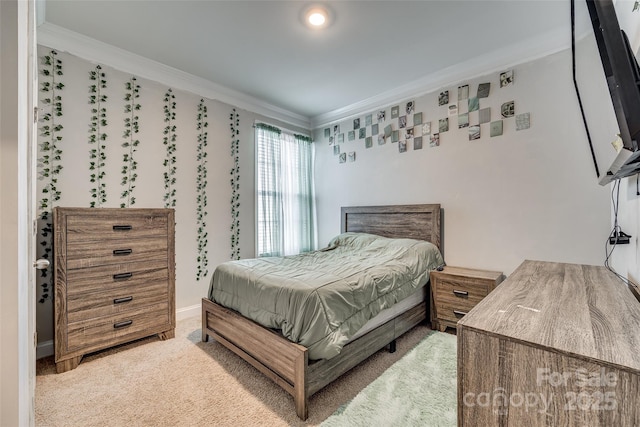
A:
<box><xmin>256</xmin><ymin>123</ymin><xmax>316</xmax><ymax>257</ymax></box>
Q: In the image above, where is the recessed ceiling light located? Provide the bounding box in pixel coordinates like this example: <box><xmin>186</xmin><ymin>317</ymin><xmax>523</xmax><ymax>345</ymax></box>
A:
<box><xmin>302</xmin><ymin>5</ymin><xmax>333</xmax><ymax>30</ymax></box>
<box><xmin>308</xmin><ymin>10</ymin><xmax>326</xmax><ymax>27</ymax></box>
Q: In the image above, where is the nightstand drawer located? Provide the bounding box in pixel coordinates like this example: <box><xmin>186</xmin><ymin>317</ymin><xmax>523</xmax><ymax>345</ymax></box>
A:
<box><xmin>436</xmin><ymin>300</ymin><xmax>477</xmax><ymax>323</ymax></box>
<box><xmin>435</xmin><ymin>277</ymin><xmax>489</xmax><ymax>302</ymax></box>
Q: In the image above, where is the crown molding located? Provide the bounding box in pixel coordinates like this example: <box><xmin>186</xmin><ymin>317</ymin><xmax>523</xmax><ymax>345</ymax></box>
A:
<box><xmin>310</xmin><ymin>26</ymin><xmax>570</xmax><ymax>129</ymax></box>
<box><xmin>36</xmin><ymin>22</ymin><xmax>311</xmax><ymax>129</ymax></box>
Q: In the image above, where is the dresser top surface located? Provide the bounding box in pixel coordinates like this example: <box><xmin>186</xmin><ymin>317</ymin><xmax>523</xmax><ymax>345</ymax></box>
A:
<box><xmin>431</xmin><ymin>266</ymin><xmax>503</xmax><ymax>281</ymax></box>
<box><xmin>458</xmin><ymin>259</ymin><xmax>640</xmax><ymax>371</ymax></box>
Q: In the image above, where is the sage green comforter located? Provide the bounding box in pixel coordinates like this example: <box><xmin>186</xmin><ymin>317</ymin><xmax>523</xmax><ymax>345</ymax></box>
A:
<box><xmin>208</xmin><ymin>232</ymin><xmax>444</xmax><ymax>360</ymax></box>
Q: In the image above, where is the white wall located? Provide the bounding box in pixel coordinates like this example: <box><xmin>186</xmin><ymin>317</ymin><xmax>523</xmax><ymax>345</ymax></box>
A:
<box><xmin>314</xmin><ymin>48</ymin><xmax>611</xmax><ymax>276</ymax></box>
<box><xmin>33</xmin><ymin>47</ymin><xmax>307</xmax><ymax>349</ymax></box>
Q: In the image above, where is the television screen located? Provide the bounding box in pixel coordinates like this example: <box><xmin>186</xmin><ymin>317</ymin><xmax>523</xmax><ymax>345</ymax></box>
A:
<box><xmin>573</xmin><ymin>0</ymin><xmax>640</xmax><ymax>184</ymax></box>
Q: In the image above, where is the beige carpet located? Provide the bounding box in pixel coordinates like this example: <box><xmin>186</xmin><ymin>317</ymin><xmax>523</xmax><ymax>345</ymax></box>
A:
<box><xmin>36</xmin><ymin>316</ymin><xmax>434</xmax><ymax>426</ymax></box>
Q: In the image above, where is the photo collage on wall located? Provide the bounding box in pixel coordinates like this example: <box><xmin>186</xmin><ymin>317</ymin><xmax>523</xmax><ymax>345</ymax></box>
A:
<box><xmin>325</xmin><ymin>69</ymin><xmax>531</xmax><ymax>163</ymax></box>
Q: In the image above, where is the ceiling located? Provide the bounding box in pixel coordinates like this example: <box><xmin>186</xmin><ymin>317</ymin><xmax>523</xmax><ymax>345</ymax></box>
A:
<box><xmin>40</xmin><ymin>1</ymin><xmax>571</xmax><ymax>124</ymax></box>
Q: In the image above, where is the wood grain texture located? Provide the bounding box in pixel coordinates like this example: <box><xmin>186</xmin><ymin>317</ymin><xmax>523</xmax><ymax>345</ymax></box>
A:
<box><xmin>202</xmin><ymin>203</ymin><xmax>440</xmax><ymax>420</ymax></box>
<box><xmin>458</xmin><ymin>260</ymin><xmax>640</xmax><ymax>426</ymax></box>
<box><xmin>431</xmin><ymin>266</ymin><xmax>503</xmax><ymax>332</ymax></box>
<box><xmin>341</xmin><ymin>204</ymin><xmax>441</xmax><ymax>249</ymax></box>
<box><xmin>53</xmin><ymin>207</ymin><xmax>175</xmax><ymax>373</ymax></box>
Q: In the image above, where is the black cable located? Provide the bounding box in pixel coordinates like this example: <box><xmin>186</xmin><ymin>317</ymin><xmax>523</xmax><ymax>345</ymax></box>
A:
<box><xmin>604</xmin><ymin>179</ymin><xmax>632</xmax><ymax>286</ymax></box>
<box><xmin>571</xmin><ymin>0</ymin><xmax>601</xmax><ymax>178</ymax></box>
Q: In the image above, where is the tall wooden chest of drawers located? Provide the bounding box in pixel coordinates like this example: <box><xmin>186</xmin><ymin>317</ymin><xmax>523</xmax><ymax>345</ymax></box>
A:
<box><xmin>53</xmin><ymin>207</ymin><xmax>175</xmax><ymax>373</ymax></box>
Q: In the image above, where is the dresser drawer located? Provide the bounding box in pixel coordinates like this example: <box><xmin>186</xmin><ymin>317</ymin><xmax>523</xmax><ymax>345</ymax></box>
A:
<box><xmin>66</xmin><ymin>260</ymin><xmax>169</xmax><ymax>295</ymax></box>
<box><xmin>66</xmin><ymin>236</ymin><xmax>168</xmax><ymax>269</ymax></box>
<box><xmin>66</xmin><ymin>305</ymin><xmax>171</xmax><ymax>352</ymax></box>
<box><xmin>65</xmin><ymin>213</ymin><xmax>169</xmax><ymax>243</ymax></box>
<box><xmin>67</xmin><ymin>280</ymin><xmax>170</xmax><ymax>323</ymax></box>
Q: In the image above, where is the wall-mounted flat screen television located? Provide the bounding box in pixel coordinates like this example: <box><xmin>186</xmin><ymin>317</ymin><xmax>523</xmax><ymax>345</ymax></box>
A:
<box><xmin>573</xmin><ymin>0</ymin><xmax>640</xmax><ymax>185</ymax></box>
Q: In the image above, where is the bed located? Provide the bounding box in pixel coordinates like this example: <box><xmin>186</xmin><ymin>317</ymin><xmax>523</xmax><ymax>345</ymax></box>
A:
<box><xmin>201</xmin><ymin>204</ymin><xmax>442</xmax><ymax>420</ymax></box>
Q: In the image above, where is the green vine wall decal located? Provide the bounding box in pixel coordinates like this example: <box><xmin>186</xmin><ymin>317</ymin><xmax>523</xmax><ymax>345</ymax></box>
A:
<box><xmin>37</xmin><ymin>49</ymin><xmax>64</xmax><ymax>302</ymax></box>
<box><xmin>121</xmin><ymin>77</ymin><xmax>141</xmax><ymax>208</ymax></box>
<box><xmin>230</xmin><ymin>108</ymin><xmax>241</xmax><ymax>260</ymax></box>
<box><xmin>88</xmin><ymin>65</ymin><xmax>108</xmax><ymax>208</ymax></box>
<box><xmin>196</xmin><ymin>99</ymin><xmax>209</xmax><ymax>280</ymax></box>
<box><xmin>163</xmin><ymin>88</ymin><xmax>177</xmax><ymax>208</ymax></box>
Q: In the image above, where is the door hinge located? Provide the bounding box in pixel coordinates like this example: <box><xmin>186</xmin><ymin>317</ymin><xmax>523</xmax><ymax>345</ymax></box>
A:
<box><xmin>33</xmin><ymin>218</ymin><xmax>37</xmax><ymax>236</ymax></box>
<box><xmin>33</xmin><ymin>107</ymin><xmax>39</xmax><ymax>123</ymax></box>
<box><xmin>33</xmin><ymin>331</ymin><xmax>38</xmax><ymax>348</ymax></box>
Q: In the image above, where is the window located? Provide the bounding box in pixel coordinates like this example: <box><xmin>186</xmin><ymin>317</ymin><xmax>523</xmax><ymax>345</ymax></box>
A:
<box><xmin>256</xmin><ymin>123</ymin><xmax>316</xmax><ymax>257</ymax></box>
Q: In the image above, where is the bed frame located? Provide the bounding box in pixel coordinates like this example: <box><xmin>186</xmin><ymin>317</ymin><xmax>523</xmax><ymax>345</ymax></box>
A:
<box><xmin>201</xmin><ymin>204</ymin><xmax>441</xmax><ymax>420</ymax></box>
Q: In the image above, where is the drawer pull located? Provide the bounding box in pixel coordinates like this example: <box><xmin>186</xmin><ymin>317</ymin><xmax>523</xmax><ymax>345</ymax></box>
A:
<box><xmin>453</xmin><ymin>290</ymin><xmax>469</xmax><ymax>297</ymax></box>
<box><xmin>113</xmin><ymin>320</ymin><xmax>133</xmax><ymax>329</ymax></box>
<box><xmin>113</xmin><ymin>225</ymin><xmax>133</xmax><ymax>231</ymax></box>
<box><xmin>453</xmin><ymin>310</ymin><xmax>468</xmax><ymax>317</ymax></box>
<box><xmin>113</xmin><ymin>272</ymin><xmax>133</xmax><ymax>280</ymax></box>
<box><xmin>113</xmin><ymin>296</ymin><xmax>133</xmax><ymax>304</ymax></box>
<box><xmin>113</xmin><ymin>249</ymin><xmax>133</xmax><ymax>256</ymax></box>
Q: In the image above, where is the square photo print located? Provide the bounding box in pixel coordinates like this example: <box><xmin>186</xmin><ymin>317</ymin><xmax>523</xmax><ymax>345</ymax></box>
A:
<box><xmin>516</xmin><ymin>112</ymin><xmax>531</xmax><ymax>131</ymax></box>
<box><xmin>501</xmin><ymin>101</ymin><xmax>515</xmax><ymax>118</ymax></box>
<box><xmin>399</xmin><ymin>140</ymin><xmax>407</xmax><ymax>153</ymax></box>
<box><xmin>414</xmin><ymin>136</ymin><xmax>423</xmax><ymax>150</ymax></box>
<box><xmin>490</xmin><ymin>120</ymin><xmax>503</xmax><ymax>137</ymax></box>
<box><xmin>439</xmin><ymin>118</ymin><xmax>449</xmax><ymax>133</ymax></box>
<box><xmin>469</xmin><ymin>125</ymin><xmax>480</xmax><ymax>141</ymax></box>
<box><xmin>500</xmin><ymin>70</ymin><xmax>514</xmax><ymax>87</ymax></box>
<box><xmin>406</xmin><ymin>100</ymin><xmax>415</xmax><ymax>115</ymax></box>
<box><xmin>365</xmin><ymin>114</ymin><xmax>373</xmax><ymax>126</ymax></box>
<box><xmin>439</xmin><ymin>90</ymin><xmax>449</xmax><ymax>106</ymax></box>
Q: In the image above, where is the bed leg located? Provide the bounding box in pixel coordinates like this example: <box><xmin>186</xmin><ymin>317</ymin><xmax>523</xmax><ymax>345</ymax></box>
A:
<box><xmin>294</xmin><ymin>349</ymin><xmax>309</xmax><ymax>420</ymax></box>
<box><xmin>201</xmin><ymin>302</ymin><xmax>209</xmax><ymax>342</ymax></box>
<box><xmin>388</xmin><ymin>340</ymin><xmax>397</xmax><ymax>353</ymax></box>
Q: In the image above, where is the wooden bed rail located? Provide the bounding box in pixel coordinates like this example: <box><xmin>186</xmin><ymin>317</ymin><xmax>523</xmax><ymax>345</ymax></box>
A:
<box><xmin>202</xmin><ymin>297</ymin><xmax>428</xmax><ymax>420</ymax></box>
<box><xmin>202</xmin><ymin>298</ymin><xmax>309</xmax><ymax>419</ymax></box>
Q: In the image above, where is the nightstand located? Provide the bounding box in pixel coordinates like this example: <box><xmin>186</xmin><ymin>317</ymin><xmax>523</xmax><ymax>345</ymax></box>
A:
<box><xmin>430</xmin><ymin>266</ymin><xmax>503</xmax><ymax>332</ymax></box>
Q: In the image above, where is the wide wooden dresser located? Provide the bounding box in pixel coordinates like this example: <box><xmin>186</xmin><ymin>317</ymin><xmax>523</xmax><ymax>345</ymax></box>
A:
<box><xmin>458</xmin><ymin>260</ymin><xmax>640</xmax><ymax>426</ymax></box>
<box><xmin>53</xmin><ymin>207</ymin><xmax>175</xmax><ymax>373</ymax></box>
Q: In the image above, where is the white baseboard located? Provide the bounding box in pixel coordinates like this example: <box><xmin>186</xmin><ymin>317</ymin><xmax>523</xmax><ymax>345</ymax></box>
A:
<box><xmin>176</xmin><ymin>304</ymin><xmax>200</xmax><ymax>321</ymax></box>
<box><xmin>37</xmin><ymin>340</ymin><xmax>54</xmax><ymax>359</ymax></box>
<box><xmin>36</xmin><ymin>305</ymin><xmax>202</xmax><ymax>360</ymax></box>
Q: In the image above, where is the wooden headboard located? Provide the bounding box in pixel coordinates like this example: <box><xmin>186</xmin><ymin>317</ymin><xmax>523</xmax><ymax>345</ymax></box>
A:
<box><xmin>341</xmin><ymin>204</ymin><xmax>441</xmax><ymax>250</ymax></box>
